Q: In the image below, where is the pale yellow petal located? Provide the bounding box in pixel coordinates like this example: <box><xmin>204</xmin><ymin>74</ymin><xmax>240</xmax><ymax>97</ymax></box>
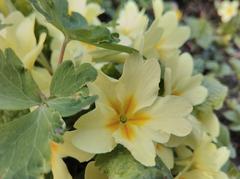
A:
<box><xmin>23</xmin><ymin>32</ymin><xmax>46</xmax><ymax>69</ymax></box>
<box><xmin>16</xmin><ymin>14</ymin><xmax>36</xmax><ymax>55</ymax></box>
<box><xmin>156</xmin><ymin>144</ymin><xmax>174</xmax><ymax>169</ymax></box>
<box><xmin>144</xmin><ymin>19</ymin><xmax>163</xmax><ymax>53</ymax></box>
<box><xmin>180</xmin><ymin>170</ymin><xmax>213</xmax><ymax>179</ymax></box>
<box><xmin>174</xmin><ymin>53</ymin><xmax>193</xmax><ymax>83</ymax></box>
<box><xmin>144</xmin><ymin>96</ymin><xmax>192</xmax><ymax>136</ymax></box>
<box><xmin>52</xmin><ymin>156</ymin><xmax>72</xmax><ymax>179</ymax></box>
<box><xmin>197</xmin><ymin>112</ymin><xmax>220</xmax><ymax>138</ymax></box>
<box><xmin>152</xmin><ymin>0</ymin><xmax>163</xmax><ymax>18</ymax></box>
<box><xmin>118</xmin><ymin>55</ymin><xmax>160</xmax><ymax>112</ymax></box>
<box><xmin>58</xmin><ymin>131</ymin><xmax>94</xmax><ymax>162</ymax></box>
<box><xmin>181</xmin><ymin>85</ymin><xmax>208</xmax><ymax>106</ymax></box>
<box><xmin>212</xmin><ymin>171</ymin><xmax>229</xmax><ymax>179</ymax></box>
<box><xmin>143</xmin><ymin>127</ymin><xmax>170</xmax><ymax>144</ymax></box>
<box><xmin>31</xmin><ymin>67</ymin><xmax>51</xmax><ymax>96</ymax></box>
<box><xmin>113</xmin><ymin>125</ymin><xmax>156</xmax><ymax>166</ymax></box>
<box><xmin>85</xmin><ymin>3</ymin><xmax>103</xmax><ymax>24</ymax></box>
<box><xmin>160</xmin><ymin>26</ymin><xmax>190</xmax><ymax>49</ymax></box>
<box><xmin>215</xmin><ymin>147</ymin><xmax>230</xmax><ymax>170</ymax></box>
<box><xmin>73</xmin><ymin>107</ymin><xmax>116</xmax><ymax>154</ymax></box>
<box><xmin>158</xmin><ymin>11</ymin><xmax>178</xmax><ymax>38</ymax></box>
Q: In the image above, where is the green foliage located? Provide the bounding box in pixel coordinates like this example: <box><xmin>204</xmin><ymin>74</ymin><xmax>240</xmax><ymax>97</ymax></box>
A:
<box><xmin>47</xmin><ymin>95</ymin><xmax>97</xmax><ymax>117</ymax></box>
<box><xmin>223</xmin><ymin>161</ymin><xmax>240</xmax><ymax>179</ymax></box>
<box><xmin>0</xmin><ymin>49</ymin><xmax>98</xmax><ymax>178</ymax></box>
<box><xmin>50</xmin><ymin>61</ymin><xmax>97</xmax><ymax>97</ymax></box>
<box><xmin>186</xmin><ymin>17</ymin><xmax>214</xmax><ymax>49</ymax></box>
<box><xmin>49</xmin><ymin>61</ymin><xmax>97</xmax><ymax>117</ymax></box>
<box><xmin>224</xmin><ymin>100</ymin><xmax>240</xmax><ymax>131</ymax></box>
<box><xmin>0</xmin><ymin>107</ymin><xmax>65</xmax><ymax>179</ymax></box>
<box><xmin>0</xmin><ymin>49</ymin><xmax>43</xmax><ymax>110</ymax></box>
<box><xmin>196</xmin><ymin>77</ymin><xmax>228</xmax><ymax>112</ymax></box>
<box><xmin>0</xmin><ymin>109</ymin><xmax>29</xmax><ymax>124</ymax></box>
<box><xmin>95</xmin><ymin>146</ymin><xmax>173</xmax><ymax>179</ymax></box>
<box><xmin>29</xmin><ymin>0</ymin><xmax>137</xmax><ymax>53</ymax></box>
<box><xmin>230</xmin><ymin>58</ymin><xmax>240</xmax><ymax>80</ymax></box>
<box><xmin>11</xmin><ymin>0</ymin><xmax>33</xmax><ymax>15</ymax></box>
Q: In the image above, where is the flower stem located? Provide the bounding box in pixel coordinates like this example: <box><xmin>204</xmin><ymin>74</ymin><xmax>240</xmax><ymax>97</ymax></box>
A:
<box><xmin>58</xmin><ymin>37</ymin><xmax>69</xmax><ymax>65</ymax></box>
<box><xmin>38</xmin><ymin>53</ymin><xmax>53</xmax><ymax>75</ymax></box>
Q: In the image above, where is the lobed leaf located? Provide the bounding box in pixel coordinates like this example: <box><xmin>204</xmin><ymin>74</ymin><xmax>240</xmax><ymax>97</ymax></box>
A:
<box><xmin>0</xmin><ymin>107</ymin><xmax>65</xmax><ymax>179</ymax></box>
<box><xmin>50</xmin><ymin>61</ymin><xmax>97</xmax><ymax>97</ymax></box>
<box><xmin>29</xmin><ymin>0</ymin><xmax>137</xmax><ymax>53</ymax></box>
<box><xmin>95</xmin><ymin>146</ymin><xmax>173</xmax><ymax>179</ymax></box>
<box><xmin>49</xmin><ymin>61</ymin><xmax>97</xmax><ymax>116</ymax></box>
<box><xmin>47</xmin><ymin>95</ymin><xmax>97</xmax><ymax>117</ymax></box>
<box><xmin>0</xmin><ymin>49</ymin><xmax>42</xmax><ymax>110</ymax></box>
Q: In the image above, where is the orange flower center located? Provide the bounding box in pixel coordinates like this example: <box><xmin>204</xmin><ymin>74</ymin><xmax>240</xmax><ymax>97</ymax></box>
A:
<box><xmin>106</xmin><ymin>95</ymin><xmax>150</xmax><ymax>141</ymax></box>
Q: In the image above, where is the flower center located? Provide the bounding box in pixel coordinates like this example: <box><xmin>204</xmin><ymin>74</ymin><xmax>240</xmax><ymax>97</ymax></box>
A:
<box><xmin>120</xmin><ymin>114</ymin><xmax>128</xmax><ymax>124</ymax></box>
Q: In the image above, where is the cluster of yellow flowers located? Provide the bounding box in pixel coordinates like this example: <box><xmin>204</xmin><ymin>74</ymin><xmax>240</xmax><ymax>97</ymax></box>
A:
<box><xmin>217</xmin><ymin>0</ymin><xmax>239</xmax><ymax>23</ymax></box>
<box><xmin>0</xmin><ymin>0</ymin><xmax>230</xmax><ymax>179</ymax></box>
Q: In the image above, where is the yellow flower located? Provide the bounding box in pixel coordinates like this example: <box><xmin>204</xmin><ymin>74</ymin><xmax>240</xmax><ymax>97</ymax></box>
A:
<box><xmin>196</xmin><ymin>111</ymin><xmax>220</xmax><ymax>139</ymax></box>
<box><xmin>164</xmin><ymin>53</ymin><xmax>208</xmax><ymax>106</ymax></box>
<box><xmin>0</xmin><ymin>11</ymin><xmax>46</xmax><ymax>69</ymax></box>
<box><xmin>143</xmin><ymin>0</ymin><xmax>190</xmax><ymax>60</ymax></box>
<box><xmin>167</xmin><ymin>115</ymin><xmax>205</xmax><ymax>149</ymax></box>
<box><xmin>68</xmin><ymin>0</ymin><xmax>103</xmax><ymax>25</ymax></box>
<box><xmin>50</xmin><ymin>131</ymin><xmax>94</xmax><ymax>179</ymax></box>
<box><xmin>72</xmin><ymin>55</ymin><xmax>192</xmax><ymax>166</ymax></box>
<box><xmin>116</xmin><ymin>1</ymin><xmax>148</xmax><ymax>40</ymax></box>
<box><xmin>0</xmin><ymin>11</ymin><xmax>51</xmax><ymax>94</ymax></box>
<box><xmin>217</xmin><ymin>1</ymin><xmax>239</xmax><ymax>23</ymax></box>
<box><xmin>177</xmin><ymin>139</ymin><xmax>230</xmax><ymax>179</ymax></box>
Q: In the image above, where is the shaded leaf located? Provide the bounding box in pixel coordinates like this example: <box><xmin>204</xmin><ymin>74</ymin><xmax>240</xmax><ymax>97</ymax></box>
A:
<box><xmin>95</xmin><ymin>146</ymin><xmax>173</xmax><ymax>179</ymax></box>
<box><xmin>186</xmin><ymin>17</ymin><xmax>214</xmax><ymax>49</ymax></box>
<box><xmin>0</xmin><ymin>49</ymin><xmax>42</xmax><ymax>110</ymax></box>
<box><xmin>0</xmin><ymin>109</ymin><xmax>29</xmax><ymax>125</ymax></box>
<box><xmin>50</xmin><ymin>61</ymin><xmax>97</xmax><ymax>97</ymax></box>
<box><xmin>47</xmin><ymin>95</ymin><xmax>97</xmax><ymax>117</ymax></box>
<box><xmin>29</xmin><ymin>0</ymin><xmax>137</xmax><ymax>53</ymax></box>
<box><xmin>0</xmin><ymin>107</ymin><xmax>65</xmax><ymax>179</ymax></box>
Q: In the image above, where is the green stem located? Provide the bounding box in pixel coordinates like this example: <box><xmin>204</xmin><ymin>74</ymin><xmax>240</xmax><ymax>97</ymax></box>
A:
<box><xmin>38</xmin><ymin>53</ymin><xmax>53</xmax><ymax>75</ymax></box>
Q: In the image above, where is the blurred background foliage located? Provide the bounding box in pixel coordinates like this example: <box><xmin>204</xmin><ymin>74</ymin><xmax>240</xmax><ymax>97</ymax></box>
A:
<box><xmin>1</xmin><ymin>0</ymin><xmax>240</xmax><ymax>177</ymax></box>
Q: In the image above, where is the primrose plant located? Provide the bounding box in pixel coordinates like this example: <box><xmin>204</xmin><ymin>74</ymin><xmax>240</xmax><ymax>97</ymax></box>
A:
<box><xmin>0</xmin><ymin>0</ymin><xmax>232</xmax><ymax>179</ymax></box>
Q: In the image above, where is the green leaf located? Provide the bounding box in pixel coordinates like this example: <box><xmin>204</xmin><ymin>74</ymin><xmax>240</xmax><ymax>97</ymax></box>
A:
<box><xmin>47</xmin><ymin>95</ymin><xmax>97</xmax><ymax>117</ymax></box>
<box><xmin>223</xmin><ymin>161</ymin><xmax>240</xmax><ymax>179</ymax></box>
<box><xmin>186</xmin><ymin>17</ymin><xmax>214</xmax><ymax>49</ymax></box>
<box><xmin>49</xmin><ymin>61</ymin><xmax>97</xmax><ymax>116</ymax></box>
<box><xmin>196</xmin><ymin>77</ymin><xmax>228</xmax><ymax>112</ymax></box>
<box><xmin>29</xmin><ymin>0</ymin><xmax>137</xmax><ymax>53</ymax></box>
<box><xmin>0</xmin><ymin>109</ymin><xmax>29</xmax><ymax>125</ymax></box>
<box><xmin>0</xmin><ymin>49</ymin><xmax>42</xmax><ymax>110</ymax></box>
<box><xmin>11</xmin><ymin>0</ymin><xmax>33</xmax><ymax>15</ymax></box>
<box><xmin>0</xmin><ymin>107</ymin><xmax>65</xmax><ymax>179</ymax></box>
<box><xmin>95</xmin><ymin>146</ymin><xmax>173</xmax><ymax>179</ymax></box>
<box><xmin>50</xmin><ymin>61</ymin><xmax>97</xmax><ymax>97</ymax></box>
